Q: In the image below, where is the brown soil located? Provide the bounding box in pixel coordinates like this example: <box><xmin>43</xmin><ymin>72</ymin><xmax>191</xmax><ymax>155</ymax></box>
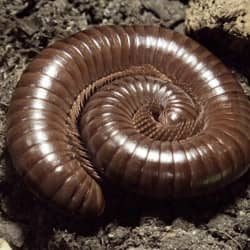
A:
<box><xmin>0</xmin><ymin>1</ymin><xmax>249</xmax><ymax>249</ymax></box>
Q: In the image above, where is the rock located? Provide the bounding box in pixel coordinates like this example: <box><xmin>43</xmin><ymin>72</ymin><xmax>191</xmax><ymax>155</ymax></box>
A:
<box><xmin>185</xmin><ymin>0</ymin><xmax>250</xmax><ymax>40</ymax></box>
<box><xmin>185</xmin><ymin>0</ymin><xmax>250</xmax><ymax>78</ymax></box>
<box><xmin>16</xmin><ymin>17</ymin><xmax>40</xmax><ymax>36</ymax></box>
<box><xmin>0</xmin><ymin>239</ymin><xmax>12</xmax><ymax>250</ymax></box>
<box><xmin>0</xmin><ymin>218</ymin><xmax>24</xmax><ymax>248</ymax></box>
<box><xmin>142</xmin><ymin>0</ymin><xmax>185</xmax><ymax>28</ymax></box>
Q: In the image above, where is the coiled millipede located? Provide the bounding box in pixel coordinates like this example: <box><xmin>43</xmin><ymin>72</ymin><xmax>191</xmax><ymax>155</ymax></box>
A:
<box><xmin>7</xmin><ymin>26</ymin><xmax>250</xmax><ymax>217</ymax></box>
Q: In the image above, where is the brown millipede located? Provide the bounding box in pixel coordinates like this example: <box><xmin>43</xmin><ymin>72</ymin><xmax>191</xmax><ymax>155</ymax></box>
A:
<box><xmin>7</xmin><ymin>25</ymin><xmax>250</xmax><ymax>217</ymax></box>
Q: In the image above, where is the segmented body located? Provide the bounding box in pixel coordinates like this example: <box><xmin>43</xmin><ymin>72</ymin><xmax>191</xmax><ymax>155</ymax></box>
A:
<box><xmin>7</xmin><ymin>26</ymin><xmax>250</xmax><ymax>216</ymax></box>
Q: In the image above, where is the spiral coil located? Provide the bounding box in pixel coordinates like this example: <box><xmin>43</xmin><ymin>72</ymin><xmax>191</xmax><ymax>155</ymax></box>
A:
<box><xmin>7</xmin><ymin>26</ymin><xmax>250</xmax><ymax>216</ymax></box>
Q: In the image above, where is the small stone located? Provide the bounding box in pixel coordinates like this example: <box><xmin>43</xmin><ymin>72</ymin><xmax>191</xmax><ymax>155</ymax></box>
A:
<box><xmin>0</xmin><ymin>218</ymin><xmax>24</xmax><ymax>248</ymax></box>
<box><xmin>0</xmin><ymin>239</ymin><xmax>12</xmax><ymax>250</ymax></box>
<box><xmin>142</xmin><ymin>0</ymin><xmax>185</xmax><ymax>28</ymax></box>
<box><xmin>108</xmin><ymin>233</ymin><xmax>114</xmax><ymax>238</ymax></box>
<box><xmin>16</xmin><ymin>17</ymin><xmax>40</xmax><ymax>36</ymax></box>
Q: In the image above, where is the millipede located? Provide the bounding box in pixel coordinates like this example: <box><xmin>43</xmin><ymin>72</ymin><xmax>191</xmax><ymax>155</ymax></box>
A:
<box><xmin>6</xmin><ymin>25</ymin><xmax>250</xmax><ymax>217</ymax></box>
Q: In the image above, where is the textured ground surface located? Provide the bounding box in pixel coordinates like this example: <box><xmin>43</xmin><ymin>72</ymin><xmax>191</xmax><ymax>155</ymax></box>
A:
<box><xmin>185</xmin><ymin>0</ymin><xmax>250</xmax><ymax>78</ymax></box>
<box><xmin>186</xmin><ymin>0</ymin><xmax>250</xmax><ymax>39</ymax></box>
<box><xmin>0</xmin><ymin>1</ymin><xmax>249</xmax><ymax>249</ymax></box>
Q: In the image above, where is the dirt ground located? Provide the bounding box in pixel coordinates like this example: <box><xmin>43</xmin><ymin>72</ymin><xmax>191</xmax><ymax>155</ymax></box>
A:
<box><xmin>0</xmin><ymin>0</ymin><xmax>249</xmax><ymax>249</ymax></box>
